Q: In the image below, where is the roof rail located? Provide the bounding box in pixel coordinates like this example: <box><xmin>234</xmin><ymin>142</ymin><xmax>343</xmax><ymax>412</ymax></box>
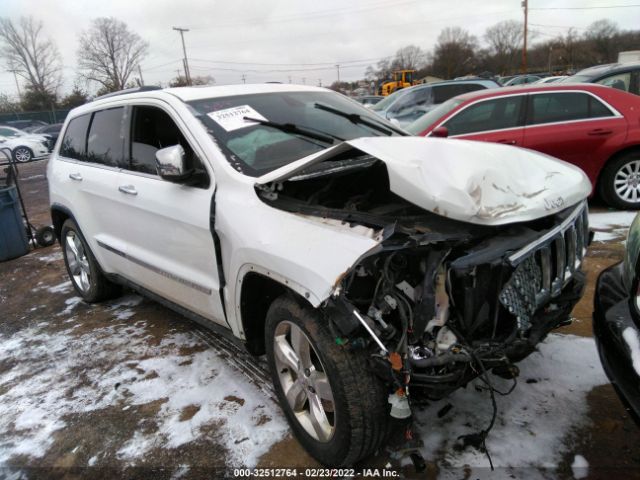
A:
<box><xmin>93</xmin><ymin>85</ymin><xmax>162</xmax><ymax>101</ymax></box>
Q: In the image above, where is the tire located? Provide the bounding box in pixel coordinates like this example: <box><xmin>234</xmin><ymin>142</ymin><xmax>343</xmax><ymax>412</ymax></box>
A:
<box><xmin>60</xmin><ymin>218</ymin><xmax>121</xmax><ymax>302</ymax></box>
<box><xmin>599</xmin><ymin>151</ymin><xmax>640</xmax><ymax>209</ymax></box>
<box><xmin>35</xmin><ymin>225</ymin><xmax>56</xmax><ymax>247</ymax></box>
<box><xmin>13</xmin><ymin>146</ymin><xmax>33</xmax><ymax>163</ymax></box>
<box><xmin>265</xmin><ymin>296</ymin><xmax>390</xmax><ymax>466</ymax></box>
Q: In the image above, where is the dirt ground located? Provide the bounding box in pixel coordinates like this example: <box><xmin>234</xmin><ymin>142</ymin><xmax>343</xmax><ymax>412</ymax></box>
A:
<box><xmin>1</xmin><ymin>159</ymin><xmax>639</xmax><ymax>479</ymax></box>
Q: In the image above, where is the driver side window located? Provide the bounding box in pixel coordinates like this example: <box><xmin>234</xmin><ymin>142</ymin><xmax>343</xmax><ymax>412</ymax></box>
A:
<box><xmin>129</xmin><ymin>106</ymin><xmax>193</xmax><ymax>174</ymax></box>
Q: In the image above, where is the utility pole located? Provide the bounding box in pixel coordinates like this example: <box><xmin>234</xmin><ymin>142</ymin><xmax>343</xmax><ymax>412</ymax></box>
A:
<box><xmin>138</xmin><ymin>65</ymin><xmax>145</xmax><ymax>86</ymax></box>
<box><xmin>335</xmin><ymin>64</ymin><xmax>341</xmax><ymax>85</ymax></box>
<box><xmin>173</xmin><ymin>27</ymin><xmax>192</xmax><ymax>85</ymax></box>
<box><xmin>521</xmin><ymin>0</ymin><xmax>528</xmax><ymax>74</ymax></box>
<box><xmin>241</xmin><ymin>74</ymin><xmax>246</xmax><ymax>84</ymax></box>
<box><xmin>7</xmin><ymin>69</ymin><xmax>21</xmax><ymax>102</ymax></box>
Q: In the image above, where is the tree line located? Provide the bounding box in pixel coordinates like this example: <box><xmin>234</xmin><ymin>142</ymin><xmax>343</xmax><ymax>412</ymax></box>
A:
<box><xmin>355</xmin><ymin>19</ymin><xmax>639</xmax><ymax>89</ymax></box>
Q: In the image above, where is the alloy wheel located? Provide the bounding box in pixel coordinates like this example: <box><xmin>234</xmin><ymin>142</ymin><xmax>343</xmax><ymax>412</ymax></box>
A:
<box><xmin>65</xmin><ymin>231</ymin><xmax>91</xmax><ymax>293</ymax></box>
<box><xmin>614</xmin><ymin>159</ymin><xmax>640</xmax><ymax>204</ymax></box>
<box><xmin>273</xmin><ymin>321</ymin><xmax>336</xmax><ymax>442</ymax></box>
<box><xmin>14</xmin><ymin>147</ymin><xmax>32</xmax><ymax>163</ymax></box>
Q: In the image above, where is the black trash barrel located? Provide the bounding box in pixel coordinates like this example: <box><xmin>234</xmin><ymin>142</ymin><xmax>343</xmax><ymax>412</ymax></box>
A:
<box><xmin>0</xmin><ymin>185</ymin><xmax>29</xmax><ymax>261</ymax></box>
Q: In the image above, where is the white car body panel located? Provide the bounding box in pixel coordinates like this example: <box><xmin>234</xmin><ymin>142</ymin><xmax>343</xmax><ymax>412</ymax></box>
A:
<box><xmin>257</xmin><ymin>136</ymin><xmax>592</xmax><ymax>226</ymax></box>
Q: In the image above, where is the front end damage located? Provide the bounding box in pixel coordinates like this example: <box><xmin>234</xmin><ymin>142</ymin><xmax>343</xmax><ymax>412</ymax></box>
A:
<box><xmin>255</xmin><ymin>139</ymin><xmax>591</xmax><ymax>464</ymax></box>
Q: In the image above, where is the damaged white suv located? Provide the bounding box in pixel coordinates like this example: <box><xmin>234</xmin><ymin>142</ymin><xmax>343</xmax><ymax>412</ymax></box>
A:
<box><xmin>48</xmin><ymin>84</ymin><xmax>592</xmax><ymax>466</ymax></box>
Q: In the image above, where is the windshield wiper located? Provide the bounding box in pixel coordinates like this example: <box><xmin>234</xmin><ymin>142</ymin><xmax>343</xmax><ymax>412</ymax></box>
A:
<box><xmin>313</xmin><ymin>103</ymin><xmax>407</xmax><ymax>136</ymax></box>
<box><xmin>243</xmin><ymin>116</ymin><xmax>338</xmax><ymax>144</ymax></box>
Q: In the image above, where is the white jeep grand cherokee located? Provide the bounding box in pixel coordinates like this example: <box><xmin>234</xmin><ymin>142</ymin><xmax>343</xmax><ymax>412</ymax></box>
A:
<box><xmin>48</xmin><ymin>84</ymin><xmax>592</xmax><ymax>466</ymax></box>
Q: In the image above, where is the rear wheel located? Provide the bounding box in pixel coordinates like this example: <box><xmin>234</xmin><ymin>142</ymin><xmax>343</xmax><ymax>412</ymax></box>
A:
<box><xmin>265</xmin><ymin>296</ymin><xmax>390</xmax><ymax>466</ymax></box>
<box><xmin>61</xmin><ymin>219</ymin><xmax>121</xmax><ymax>302</ymax></box>
<box><xmin>13</xmin><ymin>146</ymin><xmax>33</xmax><ymax>163</ymax></box>
<box><xmin>600</xmin><ymin>152</ymin><xmax>640</xmax><ymax>209</ymax></box>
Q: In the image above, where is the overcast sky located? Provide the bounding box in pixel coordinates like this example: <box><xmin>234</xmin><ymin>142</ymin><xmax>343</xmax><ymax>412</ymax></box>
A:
<box><xmin>1</xmin><ymin>0</ymin><xmax>639</xmax><ymax>98</ymax></box>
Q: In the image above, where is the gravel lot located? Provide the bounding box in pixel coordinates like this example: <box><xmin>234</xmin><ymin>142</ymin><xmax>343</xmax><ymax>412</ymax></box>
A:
<box><xmin>1</xmin><ymin>159</ymin><xmax>639</xmax><ymax>479</ymax></box>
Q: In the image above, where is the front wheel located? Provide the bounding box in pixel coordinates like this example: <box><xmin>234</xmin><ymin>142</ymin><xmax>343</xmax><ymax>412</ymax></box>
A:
<box><xmin>600</xmin><ymin>152</ymin><xmax>640</xmax><ymax>209</ymax></box>
<box><xmin>265</xmin><ymin>296</ymin><xmax>390</xmax><ymax>466</ymax></box>
<box><xmin>13</xmin><ymin>146</ymin><xmax>33</xmax><ymax>163</ymax></box>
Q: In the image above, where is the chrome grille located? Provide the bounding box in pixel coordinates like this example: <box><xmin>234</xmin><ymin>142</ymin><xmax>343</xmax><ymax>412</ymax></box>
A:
<box><xmin>500</xmin><ymin>202</ymin><xmax>589</xmax><ymax>331</ymax></box>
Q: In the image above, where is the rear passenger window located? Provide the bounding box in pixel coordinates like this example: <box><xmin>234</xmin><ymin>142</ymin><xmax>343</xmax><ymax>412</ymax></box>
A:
<box><xmin>129</xmin><ymin>106</ymin><xmax>203</xmax><ymax>180</ymax></box>
<box><xmin>60</xmin><ymin>114</ymin><xmax>91</xmax><ymax>160</ymax></box>
<box><xmin>528</xmin><ymin>92</ymin><xmax>613</xmax><ymax>125</ymax></box>
<box><xmin>444</xmin><ymin>96</ymin><xmax>523</xmax><ymax>136</ymax></box>
<box><xmin>86</xmin><ymin>107</ymin><xmax>126</xmax><ymax>167</ymax></box>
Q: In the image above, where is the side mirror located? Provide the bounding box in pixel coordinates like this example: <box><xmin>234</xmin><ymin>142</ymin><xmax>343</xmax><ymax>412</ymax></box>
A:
<box><xmin>389</xmin><ymin>118</ymin><xmax>401</xmax><ymax>127</ymax></box>
<box><xmin>431</xmin><ymin>126</ymin><xmax>449</xmax><ymax>138</ymax></box>
<box><xmin>155</xmin><ymin>144</ymin><xmax>191</xmax><ymax>182</ymax></box>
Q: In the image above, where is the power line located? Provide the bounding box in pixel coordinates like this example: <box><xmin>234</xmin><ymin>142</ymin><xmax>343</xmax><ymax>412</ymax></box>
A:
<box><xmin>530</xmin><ymin>3</ymin><xmax>640</xmax><ymax>10</ymax></box>
<box><xmin>185</xmin><ymin>0</ymin><xmax>425</xmax><ymax>29</ymax></box>
<box><xmin>188</xmin><ymin>56</ymin><xmax>390</xmax><ymax>67</ymax></box>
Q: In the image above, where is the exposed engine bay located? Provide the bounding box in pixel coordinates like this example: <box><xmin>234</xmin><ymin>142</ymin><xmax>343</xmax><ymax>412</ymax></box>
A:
<box><xmin>256</xmin><ymin>151</ymin><xmax>589</xmax><ymax>461</ymax></box>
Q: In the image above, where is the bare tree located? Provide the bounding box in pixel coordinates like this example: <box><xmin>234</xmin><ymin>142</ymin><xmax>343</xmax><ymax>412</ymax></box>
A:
<box><xmin>484</xmin><ymin>20</ymin><xmax>522</xmax><ymax>74</ymax></box>
<box><xmin>432</xmin><ymin>27</ymin><xmax>477</xmax><ymax>79</ymax></box>
<box><xmin>0</xmin><ymin>17</ymin><xmax>61</xmax><ymax>97</ymax></box>
<box><xmin>78</xmin><ymin>17</ymin><xmax>148</xmax><ymax>92</ymax></box>
<box><xmin>584</xmin><ymin>19</ymin><xmax>619</xmax><ymax>63</ymax></box>
<box><xmin>392</xmin><ymin>45</ymin><xmax>426</xmax><ymax>71</ymax></box>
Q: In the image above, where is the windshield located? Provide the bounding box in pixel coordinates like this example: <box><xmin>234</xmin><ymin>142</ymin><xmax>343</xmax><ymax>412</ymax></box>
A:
<box><xmin>189</xmin><ymin>91</ymin><xmax>399</xmax><ymax>177</ymax></box>
<box><xmin>370</xmin><ymin>88</ymin><xmax>409</xmax><ymax>112</ymax></box>
<box><xmin>405</xmin><ymin>98</ymin><xmax>465</xmax><ymax>134</ymax></box>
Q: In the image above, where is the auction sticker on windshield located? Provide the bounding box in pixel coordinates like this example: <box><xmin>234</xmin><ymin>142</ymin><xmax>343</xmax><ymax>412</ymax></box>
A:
<box><xmin>207</xmin><ymin>105</ymin><xmax>267</xmax><ymax>132</ymax></box>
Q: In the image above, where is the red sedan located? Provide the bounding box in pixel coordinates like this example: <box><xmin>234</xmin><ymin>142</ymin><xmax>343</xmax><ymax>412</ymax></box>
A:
<box><xmin>406</xmin><ymin>84</ymin><xmax>640</xmax><ymax>209</ymax></box>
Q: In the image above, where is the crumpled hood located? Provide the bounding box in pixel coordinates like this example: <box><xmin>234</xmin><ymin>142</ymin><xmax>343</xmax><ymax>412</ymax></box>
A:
<box><xmin>256</xmin><ymin>136</ymin><xmax>592</xmax><ymax>226</ymax></box>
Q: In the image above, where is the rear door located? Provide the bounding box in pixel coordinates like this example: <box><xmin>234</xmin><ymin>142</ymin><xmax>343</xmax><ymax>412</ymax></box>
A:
<box><xmin>55</xmin><ymin>108</ymin><xmax>133</xmax><ymax>276</ymax></box>
<box><xmin>440</xmin><ymin>94</ymin><xmax>526</xmax><ymax>146</ymax></box>
<box><xmin>522</xmin><ymin>91</ymin><xmax>627</xmax><ymax>179</ymax></box>
<box><xmin>112</xmin><ymin>102</ymin><xmax>225</xmax><ymax>325</ymax></box>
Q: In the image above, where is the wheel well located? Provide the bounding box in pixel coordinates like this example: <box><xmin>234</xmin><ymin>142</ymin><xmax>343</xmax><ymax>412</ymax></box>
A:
<box><xmin>240</xmin><ymin>272</ymin><xmax>300</xmax><ymax>356</ymax></box>
<box><xmin>51</xmin><ymin>208</ymin><xmax>70</xmax><ymax>241</ymax></box>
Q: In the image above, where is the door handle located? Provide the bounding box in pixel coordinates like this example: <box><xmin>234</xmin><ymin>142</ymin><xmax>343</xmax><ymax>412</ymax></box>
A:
<box><xmin>118</xmin><ymin>185</ymin><xmax>138</xmax><ymax>196</ymax></box>
<box><xmin>588</xmin><ymin>129</ymin><xmax>612</xmax><ymax>136</ymax></box>
<box><xmin>68</xmin><ymin>173</ymin><xmax>83</xmax><ymax>181</ymax></box>
<box><xmin>497</xmin><ymin>139</ymin><xmax>517</xmax><ymax>145</ymax></box>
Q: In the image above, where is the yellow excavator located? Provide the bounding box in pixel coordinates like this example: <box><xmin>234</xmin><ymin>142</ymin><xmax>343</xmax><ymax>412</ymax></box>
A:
<box><xmin>379</xmin><ymin>70</ymin><xmax>419</xmax><ymax>96</ymax></box>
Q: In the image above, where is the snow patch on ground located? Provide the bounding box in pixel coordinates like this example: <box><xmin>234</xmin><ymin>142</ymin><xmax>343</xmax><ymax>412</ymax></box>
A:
<box><xmin>46</xmin><ymin>280</ymin><xmax>72</xmax><ymax>294</ymax></box>
<box><xmin>571</xmin><ymin>454</ymin><xmax>589</xmax><ymax>479</ymax></box>
<box><xmin>60</xmin><ymin>296</ymin><xmax>82</xmax><ymax>315</ymax></box>
<box><xmin>590</xmin><ymin>211</ymin><xmax>636</xmax><ymax>242</ymax></box>
<box><xmin>413</xmin><ymin>334</ymin><xmax>608</xmax><ymax>478</ymax></box>
<box><xmin>35</xmin><ymin>251</ymin><xmax>63</xmax><ymax>263</ymax></box>
<box><xmin>0</xmin><ymin>310</ymin><xmax>287</xmax><ymax>468</ymax></box>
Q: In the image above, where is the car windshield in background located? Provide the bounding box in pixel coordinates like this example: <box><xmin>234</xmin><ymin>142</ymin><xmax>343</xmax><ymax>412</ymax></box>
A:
<box><xmin>405</xmin><ymin>97</ymin><xmax>465</xmax><ymax>134</ymax></box>
<box><xmin>370</xmin><ymin>88</ymin><xmax>409</xmax><ymax>112</ymax></box>
<box><xmin>189</xmin><ymin>91</ymin><xmax>399</xmax><ymax>177</ymax></box>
